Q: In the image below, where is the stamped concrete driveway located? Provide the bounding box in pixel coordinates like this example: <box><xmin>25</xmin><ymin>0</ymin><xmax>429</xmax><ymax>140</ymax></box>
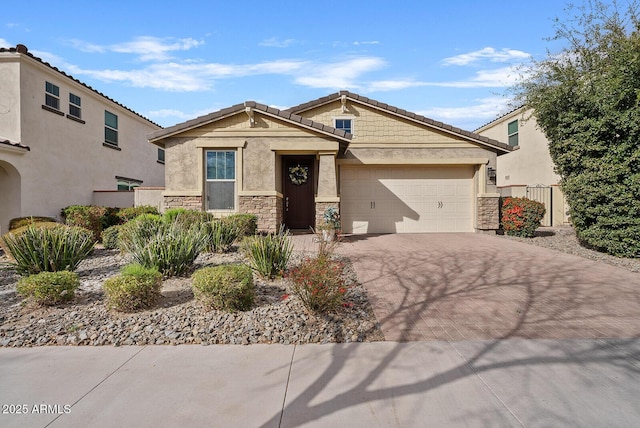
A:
<box><xmin>335</xmin><ymin>234</ymin><xmax>640</xmax><ymax>342</ymax></box>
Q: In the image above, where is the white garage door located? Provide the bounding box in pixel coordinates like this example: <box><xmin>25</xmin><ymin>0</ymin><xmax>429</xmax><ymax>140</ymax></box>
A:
<box><xmin>340</xmin><ymin>166</ymin><xmax>474</xmax><ymax>233</ymax></box>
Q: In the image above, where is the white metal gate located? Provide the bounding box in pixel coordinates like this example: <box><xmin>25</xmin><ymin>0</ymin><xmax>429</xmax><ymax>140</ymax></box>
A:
<box><xmin>526</xmin><ymin>186</ymin><xmax>552</xmax><ymax>226</ymax></box>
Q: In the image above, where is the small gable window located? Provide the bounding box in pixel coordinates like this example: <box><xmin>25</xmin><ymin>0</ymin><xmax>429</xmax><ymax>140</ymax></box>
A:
<box><xmin>334</xmin><ymin>118</ymin><xmax>353</xmax><ymax>134</ymax></box>
<box><xmin>507</xmin><ymin>120</ymin><xmax>519</xmax><ymax>147</ymax></box>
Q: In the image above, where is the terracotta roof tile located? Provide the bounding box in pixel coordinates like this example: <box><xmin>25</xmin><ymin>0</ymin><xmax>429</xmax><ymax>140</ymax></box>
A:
<box><xmin>0</xmin><ymin>138</ymin><xmax>30</xmax><ymax>151</ymax></box>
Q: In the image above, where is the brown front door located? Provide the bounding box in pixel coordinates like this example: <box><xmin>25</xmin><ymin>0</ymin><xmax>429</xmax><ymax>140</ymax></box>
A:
<box><xmin>283</xmin><ymin>156</ymin><xmax>315</xmax><ymax>229</ymax></box>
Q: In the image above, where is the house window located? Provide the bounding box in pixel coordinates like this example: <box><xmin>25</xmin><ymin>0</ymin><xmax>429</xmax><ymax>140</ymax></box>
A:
<box><xmin>69</xmin><ymin>93</ymin><xmax>82</xmax><ymax>119</ymax></box>
<box><xmin>116</xmin><ymin>176</ymin><xmax>142</xmax><ymax>191</ymax></box>
<box><xmin>157</xmin><ymin>148</ymin><xmax>165</xmax><ymax>164</ymax></box>
<box><xmin>508</xmin><ymin>120</ymin><xmax>519</xmax><ymax>147</ymax></box>
<box><xmin>45</xmin><ymin>82</ymin><xmax>60</xmax><ymax>110</ymax></box>
<box><xmin>206</xmin><ymin>150</ymin><xmax>236</xmax><ymax>210</ymax></box>
<box><xmin>334</xmin><ymin>118</ymin><xmax>353</xmax><ymax>134</ymax></box>
<box><xmin>105</xmin><ymin>111</ymin><xmax>118</xmax><ymax>145</ymax></box>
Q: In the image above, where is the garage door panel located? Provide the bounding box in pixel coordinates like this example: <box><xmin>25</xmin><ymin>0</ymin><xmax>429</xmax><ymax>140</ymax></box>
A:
<box><xmin>341</xmin><ymin>166</ymin><xmax>473</xmax><ymax>234</ymax></box>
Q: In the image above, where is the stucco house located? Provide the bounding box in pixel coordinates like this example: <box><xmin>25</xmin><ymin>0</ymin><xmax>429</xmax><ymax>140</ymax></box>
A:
<box><xmin>0</xmin><ymin>44</ymin><xmax>165</xmax><ymax>234</ymax></box>
<box><xmin>475</xmin><ymin>107</ymin><xmax>569</xmax><ymax>226</ymax></box>
<box><xmin>148</xmin><ymin>91</ymin><xmax>512</xmax><ymax>234</ymax></box>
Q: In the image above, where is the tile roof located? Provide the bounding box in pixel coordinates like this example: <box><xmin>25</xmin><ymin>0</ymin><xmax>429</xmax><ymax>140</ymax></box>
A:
<box><xmin>0</xmin><ymin>137</ymin><xmax>30</xmax><ymax>151</ymax></box>
<box><xmin>474</xmin><ymin>105</ymin><xmax>525</xmax><ymax>132</ymax></box>
<box><xmin>148</xmin><ymin>101</ymin><xmax>352</xmax><ymax>143</ymax></box>
<box><xmin>286</xmin><ymin>90</ymin><xmax>513</xmax><ymax>153</ymax></box>
<box><xmin>0</xmin><ymin>44</ymin><xmax>160</xmax><ymax>128</ymax></box>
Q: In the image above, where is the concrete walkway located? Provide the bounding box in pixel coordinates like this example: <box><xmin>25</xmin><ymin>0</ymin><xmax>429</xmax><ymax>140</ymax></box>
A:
<box><xmin>2</xmin><ymin>339</ymin><xmax>640</xmax><ymax>427</ymax></box>
<box><xmin>325</xmin><ymin>233</ymin><xmax>640</xmax><ymax>342</ymax></box>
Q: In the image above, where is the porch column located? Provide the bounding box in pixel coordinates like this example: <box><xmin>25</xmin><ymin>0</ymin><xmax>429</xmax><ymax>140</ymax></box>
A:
<box><xmin>315</xmin><ymin>152</ymin><xmax>340</xmax><ymax>228</ymax></box>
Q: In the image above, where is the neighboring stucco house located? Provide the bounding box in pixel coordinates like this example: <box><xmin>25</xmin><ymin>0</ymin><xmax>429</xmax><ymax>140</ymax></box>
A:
<box><xmin>0</xmin><ymin>44</ymin><xmax>165</xmax><ymax>234</ymax></box>
<box><xmin>475</xmin><ymin>107</ymin><xmax>569</xmax><ymax>226</ymax></box>
<box><xmin>148</xmin><ymin>91</ymin><xmax>512</xmax><ymax>234</ymax></box>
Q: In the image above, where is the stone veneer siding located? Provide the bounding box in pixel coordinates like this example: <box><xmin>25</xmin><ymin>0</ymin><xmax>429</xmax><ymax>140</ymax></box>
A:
<box><xmin>164</xmin><ymin>196</ymin><xmax>203</xmax><ymax>211</ymax></box>
<box><xmin>315</xmin><ymin>202</ymin><xmax>340</xmax><ymax>230</ymax></box>
<box><xmin>476</xmin><ymin>196</ymin><xmax>500</xmax><ymax>232</ymax></box>
<box><xmin>238</xmin><ymin>195</ymin><xmax>282</xmax><ymax>233</ymax></box>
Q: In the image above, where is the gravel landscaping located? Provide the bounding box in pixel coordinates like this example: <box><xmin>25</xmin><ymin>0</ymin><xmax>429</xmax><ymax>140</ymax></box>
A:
<box><xmin>497</xmin><ymin>226</ymin><xmax>640</xmax><ymax>273</ymax></box>
<box><xmin>0</xmin><ymin>248</ymin><xmax>384</xmax><ymax>347</ymax></box>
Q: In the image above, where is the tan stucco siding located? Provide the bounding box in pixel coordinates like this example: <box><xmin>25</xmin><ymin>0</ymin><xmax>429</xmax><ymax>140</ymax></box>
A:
<box><xmin>243</xmin><ymin>138</ymin><xmax>275</xmax><ymax>191</ymax></box>
<box><xmin>298</xmin><ymin>100</ymin><xmax>477</xmax><ymax>147</ymax></box>
<box><xmin>181</xmin><ymin>113</ymin><xmax>315</xmax><ymax>137</ymax></box>
<box><xmin>0</xmin><ymin>59</ymin><xmax>21</xmax><ymax>142</ymax></box>
<box><xmin>165</xmin><ymin>137</ymin><xmax>199</xmax><ymax>192</ymax></box>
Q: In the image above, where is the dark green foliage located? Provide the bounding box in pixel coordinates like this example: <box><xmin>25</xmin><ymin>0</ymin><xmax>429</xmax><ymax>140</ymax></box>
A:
<box><xmin>240</xmin><ymin>226</ymin><xmax>293</xmax><ymax>279</ymax></box>
<box><xmin>501</xmin><ymin>197</ymin><xmax>546</xmax><ymax>238</ymax></box>
<box><xmin>16</xmin><ymin>271</ymin><xmax>80</xmax><ymax>306</ymax></box>
<box><xmin>224</xmin><ymin>214</ymin><xmax>258</xmax><ymax>237</ymax></box>
<box><xmin>2</xmin><ymin>224</ymin><xmax>95</xmax><ymax>275</ymax></box>
<box><xmin>103</xmin><ymin>264</ymin><xmax>163</xmax><ymax>312</ymax></box>
<box><xmin>513</xmin><ymin>1</ymin><xmax>640</xmax><ymax>257</ymax></box>
<box><xmin>101</xmin><ymin>225</ymin><xmax>122</xmax><ymax>250</ymax></box>
<box><xmin>61</xmin><ymin>205</ymin><xmax>107</xmax><ymax>242</ymax></box>
<box><xmin>192</xmin><ymin>264</ymin><xmax>254</xmax><ymax>311</ymax></box>
<box><xmin>9</xmin><ymin>216</ymin><xmax>58</xmax><ymax>231</ymax></box>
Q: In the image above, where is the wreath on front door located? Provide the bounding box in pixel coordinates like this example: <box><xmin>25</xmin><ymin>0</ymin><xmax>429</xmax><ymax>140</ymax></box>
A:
<box><xmin>288</xmin><ymin>165</ymin><xmax>309</xmax><ymax>185</ymax></box>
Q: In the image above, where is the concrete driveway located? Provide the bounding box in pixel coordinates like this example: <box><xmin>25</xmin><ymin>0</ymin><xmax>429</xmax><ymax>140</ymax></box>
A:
<box><xmin>332</xmin><ymin>233</ymin><xmax>640</xmax><ymax>342</ymax></box>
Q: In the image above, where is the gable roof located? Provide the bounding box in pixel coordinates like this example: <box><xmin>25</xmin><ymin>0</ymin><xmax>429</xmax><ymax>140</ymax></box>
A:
<box><xmin>287</xmin><ymin>90</ymin><xmax>513</xmax><ymax>154</ymax></box>
<box><xmin>148</xmin><ymin>101</ymin><xmax>352</xmax><ymax>147</ymax></box>
<box><xmin>0</xmin><ymin>137</ymin><xmax>30</xmax><ymax>152</ymax></box>
<box><xmin>474</xmin><ymin>105</ymin><xmax>525</xmax><ymax>133</ymax></box>
<box><xmin>0</xmin><ymin>44</ymin><xmax>160</xmax><ymax>128</ymax></box>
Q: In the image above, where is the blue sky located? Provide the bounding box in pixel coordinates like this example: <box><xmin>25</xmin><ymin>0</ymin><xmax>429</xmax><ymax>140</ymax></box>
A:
<box><xmin>1</xmin><ymin>0</ymin><xmax>573</xmax><ymax>130</ymax></box>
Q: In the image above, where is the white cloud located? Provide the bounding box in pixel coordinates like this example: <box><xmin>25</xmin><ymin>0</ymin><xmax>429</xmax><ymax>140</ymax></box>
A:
<box><xmin>294</xmin><ymin>57</ymin><xmax>386</xmax><ymax>89</ymax></box>
<box><xmin>0</xmin><ymin>38</ymin><xmax>10</xmax><ymax>48</ymax></box>
<box><xmin>417</xmin><ymin>97</ymin><xmax>512</xmax><ymax>124</ymax></box>
<box><xmin>366</xmin><ymin>79</ymin><xmax>427</xmax><ymax>92</ymax></box>
<box><xmin>259</xmin><ymin>37</ymin><xmax>296</xmax><ymax>48</ymax></box>
<box><xmin>353</xmin><ymin>41</ymin><xmax>379</xmax><ymax>46</ymax></box>
<box><xmin>428</xmin><ymin>66</ymin><xmax>522</xmax><ymax>88</ymax></box>
<box><xmin>443</xmin><ymin>47</ymin><xmax>530</xmax><ymax>66</ymax></box>
<box><xmin>70</xmin><ymin>36</ymin><xmax>204</xmax><ymax>61</ymax></box>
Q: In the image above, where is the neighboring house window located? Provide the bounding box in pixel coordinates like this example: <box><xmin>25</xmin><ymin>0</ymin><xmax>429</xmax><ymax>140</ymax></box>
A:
<box><xmin>508</xmin><ymin>120</ymin><xmax>519</xmax><ymax>147</ymax></box>
<box><xmin>105</xmin><ymin>111</ymin><xmax>118</xmax><ymax>146</ymax></box>
<box><xmin>69</xmin><ymin>93</ymin><xmax>82</xmax><ymax>119</ymax></box>
<box><xmin>157</xmin><ymin>148</ymin><xmax>165</xmax><ymax>164</ymax></box>
<box><xmin>45</xmin><ymin>82</ymin><xmax>60</xmax><ymax>110</ymax></box>
<box><xmin>206</xmin><ymin>150</ymin><xmax>236</xmax><ymax>210</ymax></box>
<box><xmin>334</xmin><ymin>118</ymin><xmax>353</xmax><ymax>134</ymax></box>
<box><xmin>116</xmin><ymin>176</ymin><xmax>142</xmax><ymax>191</ymax></box>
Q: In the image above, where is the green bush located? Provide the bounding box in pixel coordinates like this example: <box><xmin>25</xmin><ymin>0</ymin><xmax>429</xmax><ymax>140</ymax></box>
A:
<box><xmin>224</xmin><ymin>214</ymin><xmax>258</xmax><ymax>237</ymax></box>
<box><xmin>62</xmin><ymin>205</ymin><xmax>107</xmax><ymax>242</ymax></box>
<box><xmin>103</xmin><ymin>264</ymin><xmax>163</xmax><ymax>312</ymax></box>
<box><xmin>118</xmin><ymin>217</ymin><xmax>205</xmax><ymax>276</ymax></box>
<box><xmin>116</xmin><ymin>206</ymin><xmax>159</xmax><ymax>224</ymax></box>
<box><xmin>0</xmin><ymin>222</ymin><xmax>59</xmax><ymax>255</ymax></box>
<box><xmin>287</xmin><ymin>257</ymin><xmax>348</xmax><ymax>313</ymax></box>
<box><xmin>192</xmin><ymin>264</ymin><xmax>254</xmax><ymax>311</ymax></box>
<box><xmin>169</xmin><ymin>210</ymin><xmax>213</xmax><ymax>228</ymax></box>
<box><xmin>202</xmin><ymin>220</ymin><xmax>240</xmax><ymax>253</ymax></box>
<box><xmin>1</xmin><ymin>224</ymin><xmax>95</xmax><ymax>275</ymax></box>
<box><xmin>101</xmin><ymin>225</ymin><xmax>122</xmax><ymax>250</ymax></box>
<box><xmin>16</xmin><ymin>271</ymin><xmax>79</xmax><ymax>306</ymax></box>
<box><xmin>9</xmin><ymin>216</ymin><xmax>58</xmax><ymax>231</ymax></box>
<box><xmin>240</xmin><ymin>226</ymin><xmax>293</xmax><ymax>279</ymax></box>
<box><xmin>501</xmin><ymin>197</ymin><xmax>546</xmax><ymax>238</ymax></box>
<box><xmin>162</xmin><ymin>208</ymin><xmax>189</xmax><ymax>224</ymax></box>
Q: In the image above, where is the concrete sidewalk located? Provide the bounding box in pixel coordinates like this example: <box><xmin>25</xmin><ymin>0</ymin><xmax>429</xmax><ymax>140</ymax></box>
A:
<box><xmin>2</xmin><ymin>339</ymin><xmax>640</xmax><ymax>427</ymax></box>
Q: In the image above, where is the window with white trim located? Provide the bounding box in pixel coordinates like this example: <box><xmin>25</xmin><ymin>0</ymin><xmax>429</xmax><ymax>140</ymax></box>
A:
<box><xmin>116</xmin><ymin>176</ymin><xmax>142</xmax><ymax>191</ymax></box>
<box><xmin>507</xmin><ymin>120</ymin><xmax>519</xmax><ymax>147</ymax></box>
<box><xmin>334</xmin><ymin>118</ymin><xmax>353</xmax><ymax>134</ymax></box>
<box><xmin>45</xmin><ymin>82</ymin><xmax>60</xmax><ymax>110</ymax></box>
<box><xmin>69</xmin><ymin>93</ymin><xmax>82</xmax><ymax>119</ymax></box>
<box><xmin>205</xmin><ymin>150</ymin><xmax>236</xmax><ymax>210</ymax></box>
<box><xmin>105</xmin><ymin>111</ymin><xmax>118</xmax><ymax>146</ymax></box>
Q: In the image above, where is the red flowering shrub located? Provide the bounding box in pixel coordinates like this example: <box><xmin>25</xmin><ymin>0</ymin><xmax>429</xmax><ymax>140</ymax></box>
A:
<box><xmin>286</xmin><ymin>257</ymin><xmax>348</xmax><ymax>313</ymax></box>
<box><xmin>501</xmin><ymin>197</ymin><xmax>546</xmax><ymax>238</ymax></box>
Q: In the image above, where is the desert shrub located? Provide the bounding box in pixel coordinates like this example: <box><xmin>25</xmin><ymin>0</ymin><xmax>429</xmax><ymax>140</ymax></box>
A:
<box><xmin>1</xmin><ymin>224</ymin><xmax>95</xmax><ymax>275</ymax></box>
<box><xmin>9</xmin><ymin>216</ymin><xmax>57</xmax><ymax>231</ymax></box>
<box><xmin>62</xmin><ymin>205</ymin><xmax>107</xmax><ymax>241</ymax></box>
<box><xmin>119</xmin><ymin>217</ymin><xmax>205</xmax><ymax>276</ymax></box>
<box><xmin>287</xmin><ymin>257</ymin><xmax>348</xmax><ymax>313</ymax></box>
<box><xmin>501</xmin><ymin>197</ymin><xmax>546</xmax><ymax>238</ymax></box>
<box><xmin>16</xmin><ymin>270</ymin><xmax>79</xmax><ymax>306</ymax></box>
<box><xmin>202</xmin><ymin>220</ymin><xmax>240</xmax><ymax>253</ymax></box>
<box><xmin>0</xmin><ymin>222</ymin><xmax>59</xmax><ymax>255</ymax></box>
<box><xmin>103</xmin><ymin>263</ymin><xmax>163</xmax><ymax>312</ymax></box>
<box><xmin>192</xmin><ymin>264</ymin><xmax>254</xmax><ymax>311</ymax></box>
<box><xmin>101</xmin><ymin>225</ymin><xmax>122</xmax><ymax>250</ymax></box>
<box><xmin>162</xmin><ymin>208</ymin><xmax>188</xmax><ymax>224</ymax></box>
<box><xmin>101</xmin><ymin>207</ymin><xmax>122</xmax><ymax>229</ymax></box>
<box><xmin>240</xmin><ymin>226</ymin><xmax>293</xmax><ymax>279</ymax></box>
<box><xmin>224</xmin><ymin>214</ymin><xmax>258</xmax><ymax>237</ymax></box>
<box><xmin>116</xmin><ymin>206</ymin><xmax>159</xmax><ymax>224</ymax></box>
<box><xmin>170</xmin><ymin>210</ymin><xmax>214</xmax><ymax>228</ymax></box>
